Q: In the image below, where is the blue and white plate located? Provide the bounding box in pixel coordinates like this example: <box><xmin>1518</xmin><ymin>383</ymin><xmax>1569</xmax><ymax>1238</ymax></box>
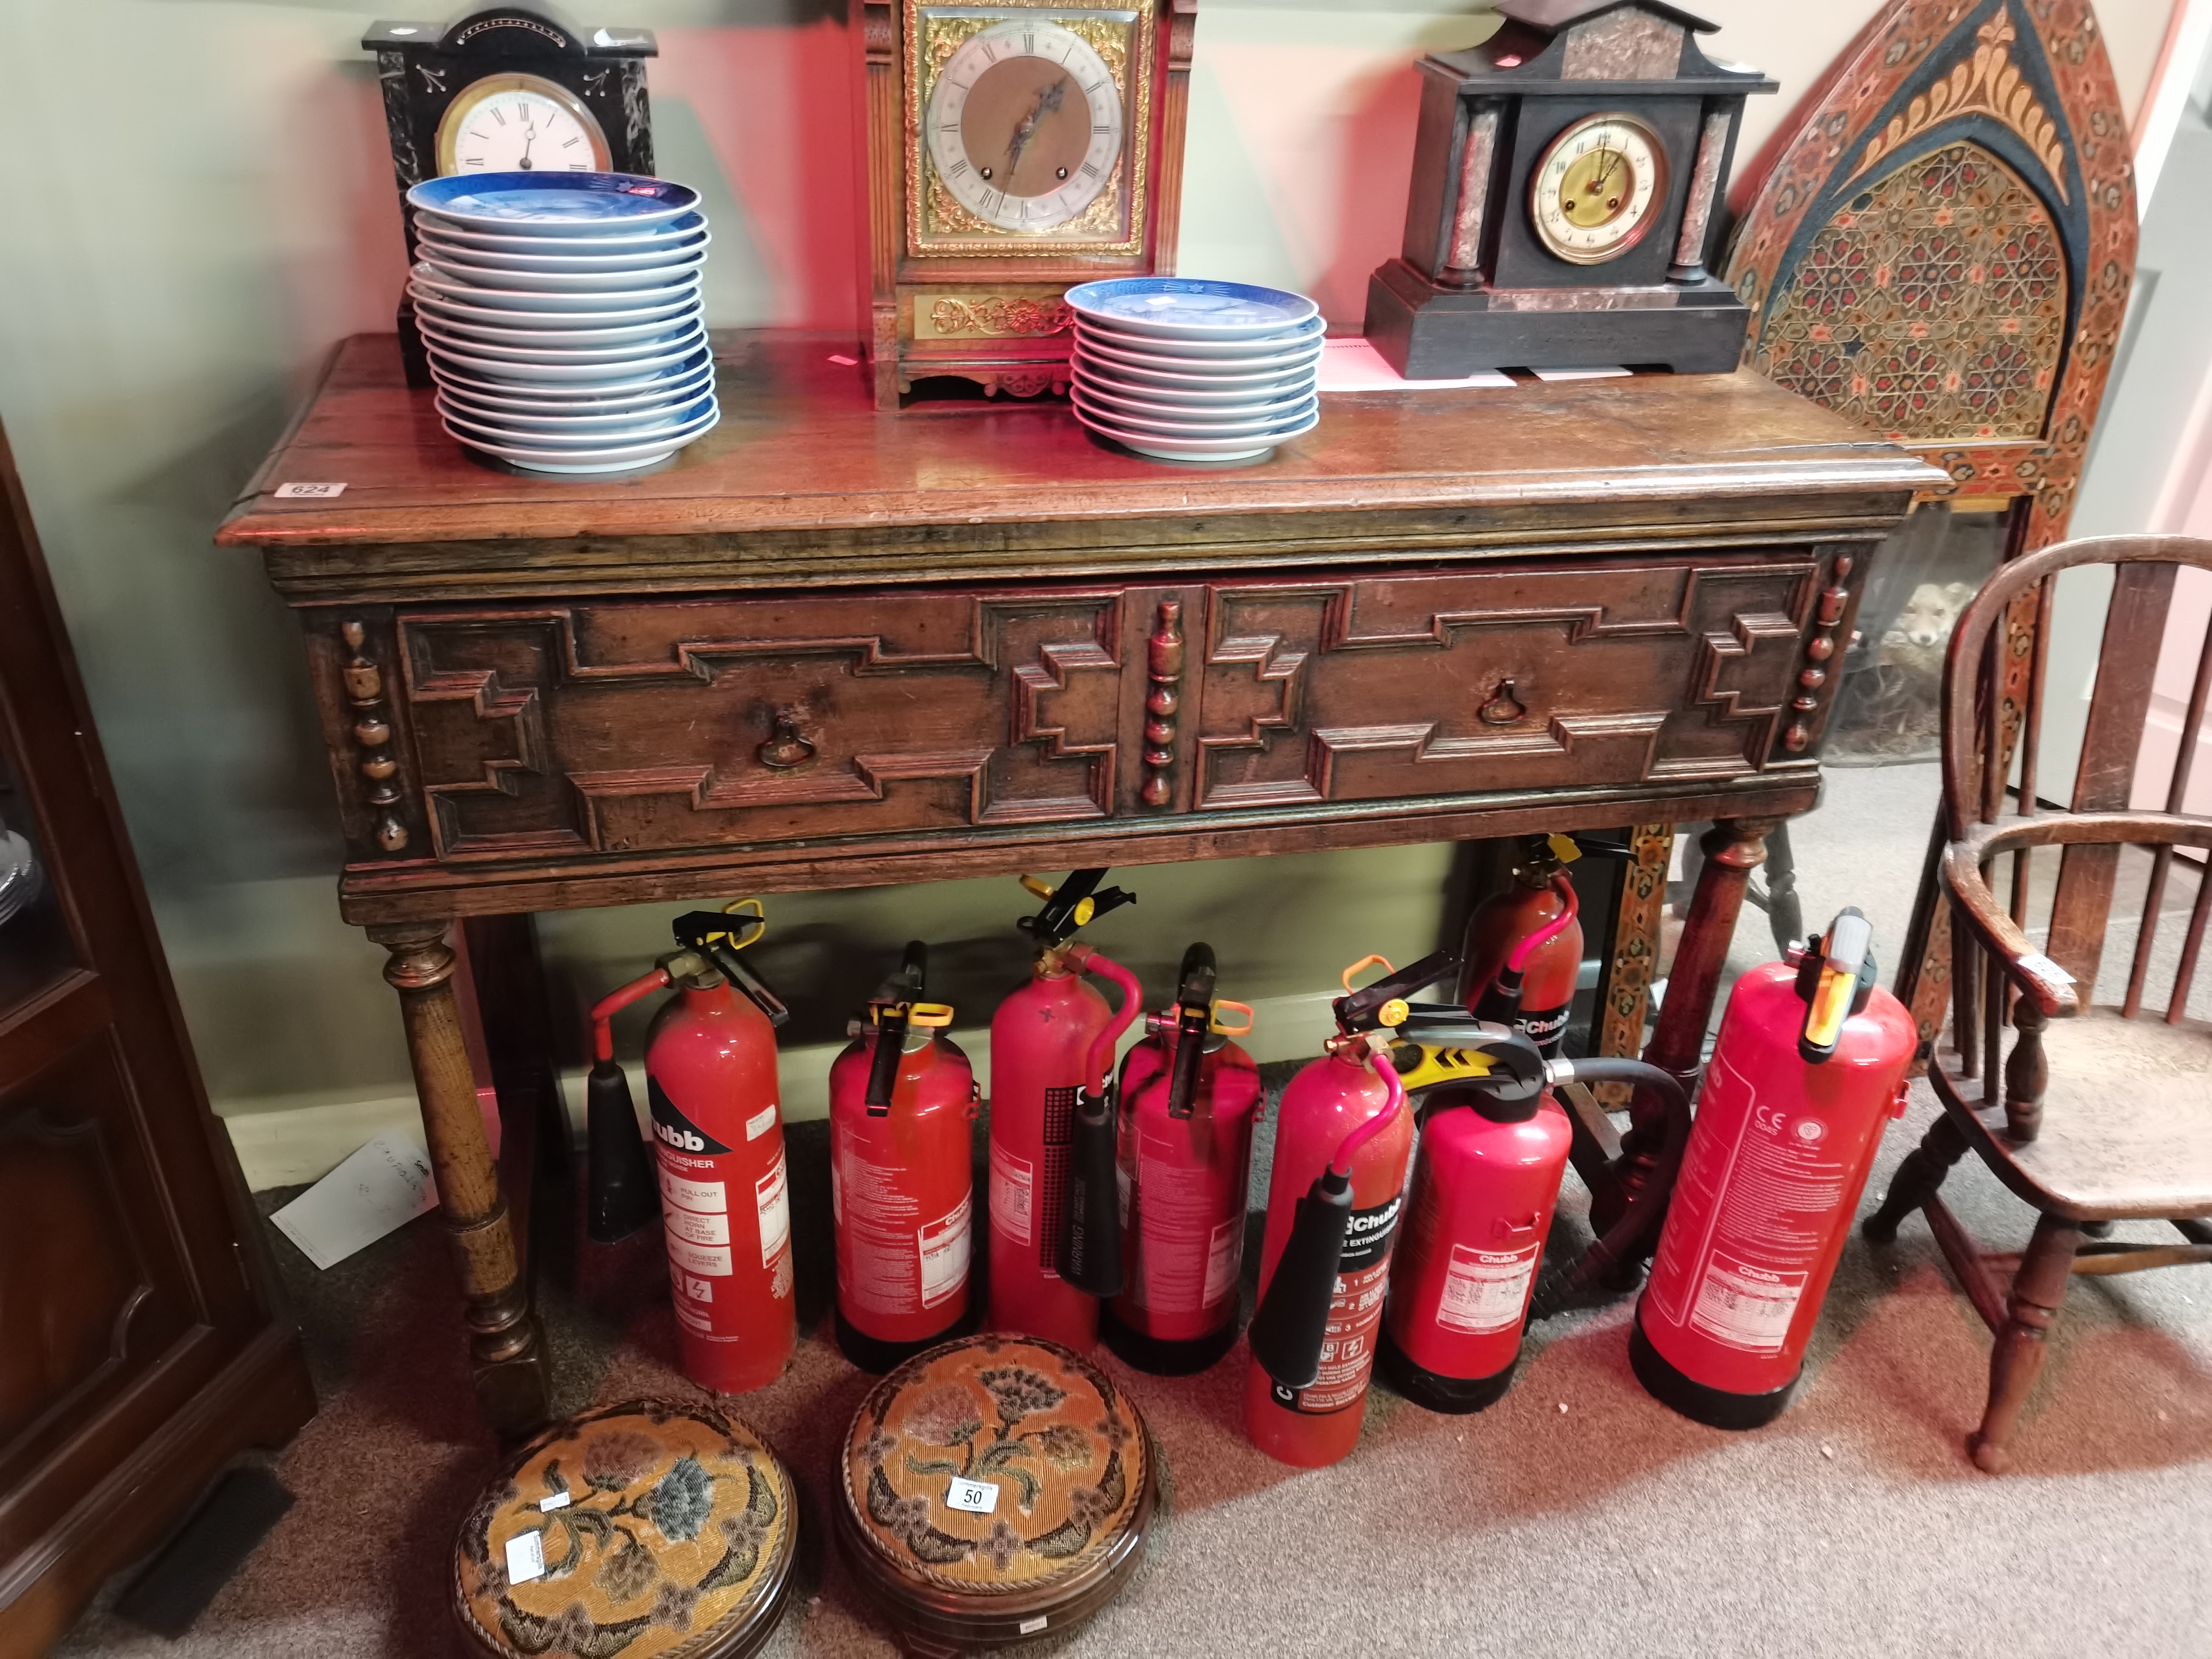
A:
<box><xmin>419</xmin><ymin>252</ymin><xmax>706</xmax><ymax>294</ymax></box>
<box><xmin>432</xmin><ymin>361</ymin><xmax>717</xmax><ymax>415</ymax></box>
<box><xmin>414</xmin><ymin>305</ymin><xmax>702</xmax><ymax>351</ymax></box>
<box><xmin>415</xmin><ymin>228</ymin><xmax>711</xmax><ymax>275</ymax></box>
<box><xmin>409</xmin><ymin>284</ymin><xmax>702</xmax><ymax>336</ymax></box>
<box><xmin>1073</xmin><ymin>386</ymin><xmax>1319</xmax><ymax>439</ymax></box>
<box><xmin>413</xmin><ymin>210</ymin><xmax>707</xmax><ymax>253</ymax></box>
<box><xmin>410</xmin><ymin>265</ymin><xmax>703</xmax><ymax>315</ymax></box>
<box><xmin>437</xmin><ymin>383</ymin><xmax>716</xmax><ymax>430</ymax></box>
<box><xmin>406</xmin><ymin>172</ymin><xmax>700</xmax><ymax>234</ymax></box>
<box><xmin>1064</xmin><ymin>278</ymin><xmax>1319</xmax><ymax>340</ymax></box>
<box><xmin>1077</xmin><ymin>313</ymin><xmax>1322</xmax><ymax>361</ymax></box>
<box><xmin>431</xmin><ymin>346</ymin><xmax>712</xmax><ymax>397</ymax></box>
<box><xmin>454</xmin><ymin>409</ymin><xmax>723</xmax><ymax>474</ymax></box>
<box><xmin>417</xmin><ymin>313</ymin><xmax>704</xmax><ymax>364</ymax></box>
<box><xmin>1071</xmin><ymin>397</ymin><xmax>1318</xmax><ymax>462</ymax></box>
<box><xmin>438</xmin><ymin>396</ymin><xmax>719</xmax><ymax>452</ymax></box>
<box><xmin>426</xmin><ymin>337</ymin><xmax>709</xmax><ymax>386</ymax></box>
<box><xmin>1070</xmin><ymin>347</ymin><xmax>1310</xmax><ymax>404</ymax></box>
<box><xmin>1077</xmin><ymin>328</ymin><xmax>1322</xmax><ymax>378</ymax></box>
<box><xmin>1077</xmin><ymin>379</ymin><xmax>1316</xmax><ymax>428</ymax></box>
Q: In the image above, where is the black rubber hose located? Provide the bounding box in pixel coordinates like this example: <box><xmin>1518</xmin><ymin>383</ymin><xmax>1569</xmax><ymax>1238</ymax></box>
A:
<box><xmin>1534</xmin><ymin>1057</ymin><xmax>1694</xmax><ymax>1315</ymax></box>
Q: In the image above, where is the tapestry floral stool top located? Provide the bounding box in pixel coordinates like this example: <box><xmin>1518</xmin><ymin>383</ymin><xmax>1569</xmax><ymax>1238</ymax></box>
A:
<box><xmin>454</xmin><ymin>1398</ymin><xmax>797</xmax><ymax>1659</ymax></box>
<box><xmin>837</xmin><ymin>1334</ymin><xmax>1156</xmax><ymax>1654</ymax></box>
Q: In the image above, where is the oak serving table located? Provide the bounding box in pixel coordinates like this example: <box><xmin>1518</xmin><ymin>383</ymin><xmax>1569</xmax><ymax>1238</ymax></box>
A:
<box><xmin>218</xmin><ymin>330</ymin><xmax>1937</xmax><ymax>1436</ymax></box>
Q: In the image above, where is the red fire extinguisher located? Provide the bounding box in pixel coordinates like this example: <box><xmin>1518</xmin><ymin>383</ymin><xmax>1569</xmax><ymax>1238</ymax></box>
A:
<box><xmin>1242</xmin><ymin>950</ymin><xmax>1453</xmax><ymax>1467</ymax></box>
<box><xmin>1062</xmin><ymin>943</ymin><xmax>1260</xmax><ymax>1374</ymax></box>
<box><xmin>1633</xmin><ymin>908</ymin><xmax>1914</xmax><ymax>1427</ymax></box>
<box><xmin>1372</xmin><ymin>1007</ymin><xmax>1690</xmax><ymax>1414</ymax></box>
<box><xmin>588</xmin><ymin>903</ymin><xmax>796</xmax><ymax>1395</ymax></box>
<box><xmin>1462</xmin><ymin>833</ymin><xmax>1585</xmax><ymax>1057</ymax></box>
<box><xmin>829</xmin><ymin>940</ymin><xmax>979</xmax><ymax>1372</ymax></box>
<box><xmin>987</xmin><ymin>869</ymin><xmax>1141</xmax><ymax>1349</ymax></box>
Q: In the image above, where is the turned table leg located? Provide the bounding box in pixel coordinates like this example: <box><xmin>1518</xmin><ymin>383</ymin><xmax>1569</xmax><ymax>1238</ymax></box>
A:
<box><xmin>1591</xmin><ymin>816</ymin><xmax>1780</xmax><ymax>1242</ymax></box>
<box><xmin>370</xmin><ymin>920</ymin><xmax>552</xmax><ymax>1438</ymax></box>
<box><xmin>1968</xmin><ymin>1212</ymin><xmax>2080</xmax><ymax>1474</ymax></box>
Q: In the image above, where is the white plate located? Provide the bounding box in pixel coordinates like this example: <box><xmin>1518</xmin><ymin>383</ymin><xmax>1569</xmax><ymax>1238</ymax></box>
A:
<box><xmin>417</xmin><ymin>314</ymin><xmax>704</xmax><ymax>364</ymax></box>
<box><xmin>1065</xmin><ymin>277</ymin><xmax>1319</xmax><ymax>339</ymax></box>
<box><xmin>1077</xmin><ymin>315</ymin><xmax>1322</xmax><ymax>360</ymax></box>
<box><xmin>1075</xmin><ymin>329</ymin><xmax>1323</xmax><ymax>379</ymax></box>
<box><xmin>1073</xmin><ymin>387</ymin><xmax>1318</xmax><ymax>438</ymax></box>
<box><xmin>454</xmin><ymin>410</ymin><xmax>722</xmax><ymax>473</ymax></box>
<box><xmin>436</xmin><ymin>380</ymin><xmax>717</xmax><ymax>428</ymax></box>
<box><xmin>419</xmin><ymin>253</ymin><xmax>705</xmax><ymax>294</ymax></box>
<box><xmin>411</xmin><ymin>264</ymin><xmax>703</xmax><ymax>313</ymax></box>
<box><xmin>426</xmin><ymin>338</ymin><xmax>710</xmax><ymax>386</ymax></box>
<box><xmin>413</xmin><ymin>304</ymin><xmax>702</xmax><ymax>350</ymax></box>
<box><xmin>415</xmin><ymin>228</ymin><xmax>711</xmax><ymax>275</ymax></box>
<box><xmin>406</xmin><ymin>173</ymin><xmax>700</xmax><ymax>234</ymax></box>
<box><xmin>438</xmin><ymin>397</ymin><xmax>718</xmax><ymax>450</ymax></box>
<box><xmin>1075</xmin><ymin>378</ymin><xmax>1316</xmax><ymax>427</ymax></box>
<box><xmin>429</xmin><ymin>350</ymin><xmax>712</xmax><ymax>400</ymax></box>
<box><xmin>408</xmin><ymin>282</ymin><xmax>700</xmax><ymax>333</ymax></box>
<box><xmin>1072</xmin><ymin>350</ymin><xmax>1313</xmax><ymax>405</ymax></box>
<box><xmin>1073</xmin><ymin>401</ymin><xmax>1318</xmax><ymax>461</ymax></box>
<box><xmin>413</xmin><ymin>210</ymin><xmax>707</xmax><ymax>253</ymax></box>
<box><xmin>432</xmin><ymin>363</ymin><xmax>717</xmax><ymax>415</ymax></box>
<box><xmin>1073</xmin><ymin>350</ymin><xmax>1318</xmax><ymax>397</ymax></box>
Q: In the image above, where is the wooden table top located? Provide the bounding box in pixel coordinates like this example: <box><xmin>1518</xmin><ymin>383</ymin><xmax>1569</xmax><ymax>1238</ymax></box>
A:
<box><xmin>220</xmin><ymin>331</ymin><xmax>1940</xmax><ymax>601</ymax></box>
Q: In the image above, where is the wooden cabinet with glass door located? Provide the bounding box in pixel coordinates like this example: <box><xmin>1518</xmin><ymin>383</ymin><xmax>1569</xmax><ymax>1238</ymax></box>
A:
<box><xmin>0</xmin><ymin>430</ymin><xmax>315</xmax><ymax>1654</ymax></box>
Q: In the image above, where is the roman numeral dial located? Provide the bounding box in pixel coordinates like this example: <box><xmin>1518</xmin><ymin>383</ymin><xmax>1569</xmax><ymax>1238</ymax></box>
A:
<box><xmin>433</xmin><ymin>71</ymin><xmax>612</xmax><ymax>177</ymax></box>
<box><xmin>923</xmin><ymin>15</ymin><xmax>1126</xmax><ymax>236</ymax></box>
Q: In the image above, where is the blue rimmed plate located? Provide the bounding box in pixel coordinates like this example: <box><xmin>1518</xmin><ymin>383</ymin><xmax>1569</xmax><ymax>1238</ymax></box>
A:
<box><xmin>416</xmin><ymin>314</ymin><xmax>705</xmax><ymax>365</ymax></box>
<box><xmin>418</xmin><ymin>252</ymin><xmax>706</xmax><ymax>294</ymax></box>
<box><xmin>415</xmin><ymin>228</ymin><xmax>712</xmax><ymax>275</ymax></box>
<box><xmin>412</xmin><ymin>210</ymin><xmax>707</xmax><ymax>253</ymax></box>
<box><xmin>1072</xmin><ymin>386</ymin><xmax>1319</xmax><ymax>439</ymax></box>
<box><xmin>1071</xmin><ymin>396</ymin><xmax>1318</xmax><ymax>462</ymax></box>
<box><xmin>1064</xmin><ymin>277</ymin><xmax>1319</xmax><ymax>340</ymax></box>
<box><xmin>410</xmin><ymin>264</ymin><xmax>702</xmax><ymax>314</ymax></box>
<box><xmin>406</xmin><ymin>172</ymin><xmax>699</xmax><ymax>234</ymax></box>
<box><xmin>425</xmin><ymin>337</ymin><xmax>710</xmax><ymax>387</ymax></box>
<box><xmin>1075</xmin><ymin>328</ymin><xmax>1322</xmax><ymax>379</ymax></box>
<box><xmin>1076</xmin><ymin>313</ymin><xmax>1322</xmax><ymax>360</ymax></box>
<box><xmin>454</xmin><ymin>409</ymin><xmax>722</xmax><ymax>474</ymax></box>
<box><xmin>438</xmin><ymin>396</ymin><xmax>719</xmax><ymax>451</ymax></box>
<box><xmin>430</xmin><ymin>362</ymin><xmax>717</xmax><ymax>415</ymax></box>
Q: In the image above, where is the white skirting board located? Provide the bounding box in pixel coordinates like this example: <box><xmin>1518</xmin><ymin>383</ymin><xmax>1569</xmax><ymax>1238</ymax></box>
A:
<box><xmin>221</xmin><ymin>988</ymin><xmax>1345</xmax><ymax>1192</ymax></box>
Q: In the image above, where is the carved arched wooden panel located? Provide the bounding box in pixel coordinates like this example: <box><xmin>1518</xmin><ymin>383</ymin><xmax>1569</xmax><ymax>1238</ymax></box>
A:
<box><xmin>1725</xmin><ymin>0</ymin><xmax>2134</xmax><ymax>548</ymax></box>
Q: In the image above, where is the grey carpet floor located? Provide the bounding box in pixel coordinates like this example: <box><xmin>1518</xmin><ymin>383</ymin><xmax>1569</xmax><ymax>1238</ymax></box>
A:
<box><xmin>52</xmin><ymin>765</ymin><xmax>2212</xmax><ymax>1658</ymax></box>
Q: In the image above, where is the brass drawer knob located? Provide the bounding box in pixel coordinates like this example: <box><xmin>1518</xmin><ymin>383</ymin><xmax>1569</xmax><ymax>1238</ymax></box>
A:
<box><xmin>1479</xmin><ymin>679</ymin><xmax>1527</xmax><ymax>725</ymax></box>
<box><xmin>758</xmin><ymin>711</ymin><xmax>817</xmax><ymax>770</ymax></box>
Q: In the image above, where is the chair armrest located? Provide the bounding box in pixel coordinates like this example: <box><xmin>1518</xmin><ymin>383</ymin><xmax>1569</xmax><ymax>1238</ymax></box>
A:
<box><xmin>1939</xmin><ymin>844</ymin><xmax>2080</xmax><ymax>1017</ymax></box>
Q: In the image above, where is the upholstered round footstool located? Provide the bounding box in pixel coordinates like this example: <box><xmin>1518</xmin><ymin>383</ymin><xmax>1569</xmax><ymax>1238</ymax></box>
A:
<box><xmin>835</xmin><ymin>1335</ymin><xmax>1156</xmax><ymax>1655</ymax></box>
<box><xmin>454</xmin><ymin>1399</ymin><xmax>797</xmax><ymax>1659</ymax></box>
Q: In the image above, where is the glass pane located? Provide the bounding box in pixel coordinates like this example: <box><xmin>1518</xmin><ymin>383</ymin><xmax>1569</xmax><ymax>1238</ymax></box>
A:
<box><xmin>1824</xmin><ymin>500</ymin><xmax>2015</xmax><ymax>766</ymax></box>
<box><xmin>0</xmin><ymin>734</ymin><xmax>76</xmax><ymax>1020</ymax></box>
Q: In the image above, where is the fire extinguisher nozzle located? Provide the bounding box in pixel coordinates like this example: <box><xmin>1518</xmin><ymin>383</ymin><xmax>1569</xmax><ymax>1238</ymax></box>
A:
<box><xmin>586</xmin><ymin>1057</ymin><xmax>661</xmax><ymax>1244</ymax></box>
<box><xmin>1248</xmin><ymin>1169</ymin><xmax>1354</xmax><ymax>1391</ymax></box>
<box><xmin>1057</xmin><ymin>1089</ymin><xmax>1125</xmax><ymax>1298</ymax></box>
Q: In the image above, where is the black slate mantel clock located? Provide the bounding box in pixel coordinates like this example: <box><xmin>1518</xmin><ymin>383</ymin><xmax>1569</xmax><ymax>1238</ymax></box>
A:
<box><xmin>364</xmin><ymin>5</ymin><xmax>659</xmax><ymax>384</ymax></box>
<box><xmin>1365</xmin><ymin>0</ymin><xmax>1772</xmax><ymax>377</ymax></box>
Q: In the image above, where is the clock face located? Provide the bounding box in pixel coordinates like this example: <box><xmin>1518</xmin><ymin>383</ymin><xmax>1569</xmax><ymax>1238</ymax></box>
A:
<box><xmin>435</xmin><ymin>72</ymin><xmax>612</xmax><ymax>177</ymax></box>
<box><xmin>1529</xmin><ymin>113</ymin><xmax>1669</xmax><ymax>266</ymax></box>
<box><xmin>925</xmin><ymin>18</ymin><xmax>1126</xmax><ymax>235</ymax></box>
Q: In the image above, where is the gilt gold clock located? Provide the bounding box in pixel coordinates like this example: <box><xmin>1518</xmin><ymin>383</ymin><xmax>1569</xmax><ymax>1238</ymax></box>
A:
<box><xmin>855</xmin><ymin>0</ymin><xmax>1198</xmax><ymax>409</ymax></box>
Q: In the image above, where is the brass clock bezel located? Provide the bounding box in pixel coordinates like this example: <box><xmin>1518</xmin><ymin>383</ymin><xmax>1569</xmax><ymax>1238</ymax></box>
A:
<box><xmin>904</xmin><ymin>0</ymin><xmax>1155</xmax><ymax>259</ymax></box>
<box><xmin>434</xmin><ymin>71</ymin><xmax>613</xmax><ymax>177</ymax></box>
<box><xmin>1527</xmin><ymin>111</ymin><xmax>1670</xmax><ymax>267</ymax></box>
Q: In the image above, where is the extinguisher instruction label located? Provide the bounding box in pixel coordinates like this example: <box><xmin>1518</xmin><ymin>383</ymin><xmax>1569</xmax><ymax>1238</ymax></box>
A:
<box><xmin>666</xmin><ymin>1233</ymin><xmax>733</xmax><ymax>1278</ymax></box>
<box><xmin>1438</xmin><ymin>1242</ymin><xmax>1542</xmax><ymax>1334</ymax></box>
<box><xmin>660</xmin><ymin>1170</ymin><xmax>726</xmax><ymax>1214</ymax></box>
<box><xmin>990</xmin><ymin>1144</ymin><xmax>1034</xmax><ymax>1247</ymax></box>
<box><xmin>665</xmin><ymin>1206</ymin><xmax>732</xmax><ymax>1248</ymax></box>
<box><xmin>918</xmin><ymin>1193</ymin><xmax>972</xmax><ymax>1308</ymax></box>
<box><xmin>1690</xmin><ymin>1251</ymin><xmax>1807</xmax><ymax>1354</ymax></box>
<box><xmin>756</xmin><ymin>1154</ymin><xmax>791</xmax><ymax>1269</ymax></box>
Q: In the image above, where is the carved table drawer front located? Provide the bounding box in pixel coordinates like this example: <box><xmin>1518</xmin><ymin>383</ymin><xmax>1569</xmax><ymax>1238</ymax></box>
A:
<box><xmin>393</xmin><ymin>589</ymin><xmax>1134</xmax><ymax>861</ymax></box>
<box><xmin>1193</xmin><ymin>559</ymin><xmax>1821</xmax><ymax>811</ymax></box>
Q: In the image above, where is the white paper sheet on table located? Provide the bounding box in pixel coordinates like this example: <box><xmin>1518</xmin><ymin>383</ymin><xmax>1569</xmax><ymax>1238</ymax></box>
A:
<box><xmin>270</xmin><ymin>1130</ymin><xmax>438</xmax><ymax>1270</ymax></box>
<box><xmin>1528</xmin><ymin>365</ymin><xmax>1631</xmax><ymax>380</ymax></box>
<box><xmin>1319</xmin><ymin>337</ymin><xmax>1515</xmax><ymax>392</ymax></box>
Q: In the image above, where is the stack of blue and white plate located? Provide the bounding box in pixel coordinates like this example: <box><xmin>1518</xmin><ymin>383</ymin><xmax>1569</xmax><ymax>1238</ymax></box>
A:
<box><xmin>1066</xmin><ymin>278</ymin><xmax>1322</xmax><ymax>463</ymax></box>
<box><xmin>404</xmin><ymin>171</ymin><xmax>717</xmax><ymax>474</ymax></box>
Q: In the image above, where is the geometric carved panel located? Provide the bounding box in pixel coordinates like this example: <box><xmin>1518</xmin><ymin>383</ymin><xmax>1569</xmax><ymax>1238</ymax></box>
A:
<box><xmin>1195</xmin><ymin>561</ymin><xmax>1817</xmax><ymax>810</ymax></box>
<box><xmin>1757</xmin><ymin>140</ymin><xmax>2067</xmax><ymax>445</ymax></box>
<box><xmin>398</xmin><ymin>589</ymin><xmax>1125</xmax><ymax>860</ymax></box>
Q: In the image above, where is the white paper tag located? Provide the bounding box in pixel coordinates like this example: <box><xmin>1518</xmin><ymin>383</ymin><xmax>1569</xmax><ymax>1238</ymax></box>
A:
<box><xmin>275</xmin><ymin>481</ymin><xmax>347</xmax><ymax>498</ymax></box>
<box><xmin>1019</xmin><ymin>1616</ymin><xmax>1048</xmax><ymax>1635</ymax></box>
<box><xmin>269</xmin><ymin>1131</ymin><xmax>436</xmax><ymax>1270</ymax></box>
<box><xmin>745</xmin><ymin>1103</ymin><xmax>779</xmax><ymax>1142</ymax></box>
<box><xmin>505</xmin><ymin>1531</ymin><xmax>546</xmax><ymax>1584</ymax></box>
<box><xmin>945</xmin><ymin>1476</ymin><xmax>999</xmax><ymax>1515</ymax></box>
<box><xmin>756</xmin><ymin>1154</ymin><xmax>791</xmax><ymax>1265</ymax></box>
<box><xmin>539</xmin><ymin>1491</ymin><xmax>572</xmax><ymax>1513</ymax></box>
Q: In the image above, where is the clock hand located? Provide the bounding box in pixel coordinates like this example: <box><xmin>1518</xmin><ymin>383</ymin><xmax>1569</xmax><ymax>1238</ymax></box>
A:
<box><xmin>1005</xmin><ymin>77</ymin><xmax>1068</xmax><ymax>180</ymax></box>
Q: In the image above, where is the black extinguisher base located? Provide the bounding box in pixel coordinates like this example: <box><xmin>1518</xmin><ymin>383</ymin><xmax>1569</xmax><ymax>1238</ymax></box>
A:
<box><xmin>835</xmin><ymin>1300</ymin><xmax>977</xmax><ymax>1376</ymax></box>
<box><xmin>1099</xmin><ymin>1305</ymin><xmax>1240</xmax><ymax>1377</ymax></box>
<box><xmin>1628</xmin><ymin>1312</ymin><xmax>1801</xmax><ymax>1430</ymax></box>
<box><xmin>1375</xmin><ymin>1327</ymin><xmax>1521</xmax><ymax>1415</ymax></box>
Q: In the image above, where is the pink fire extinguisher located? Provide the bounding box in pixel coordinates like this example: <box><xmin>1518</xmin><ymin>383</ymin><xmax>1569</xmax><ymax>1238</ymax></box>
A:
<box><xmin>1633</xmin><ymin>908</ymin><xmax>1915</xmax><ymax>1427</ymax></box>
<box><xmin>987</xmin><ymin>869</ymin><xmax>1141</xmax><ymax>1349</ymax></box>
<box><xmin>1056</xmin><ymin>942</ymin><xmax>1261</xmax><ymax>1374</ymax></box>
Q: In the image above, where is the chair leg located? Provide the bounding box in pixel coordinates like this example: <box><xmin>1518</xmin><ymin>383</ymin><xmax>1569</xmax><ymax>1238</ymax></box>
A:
<box><xmin>1862</xmin><ymin>1113</ymin><xmax>1968</xmax><ymax>1243</ymax></box>
<box><xmin>1967</xmin><ymin>1213</ymin><xmax>2081</xmax><ymax>1475</ymax></box>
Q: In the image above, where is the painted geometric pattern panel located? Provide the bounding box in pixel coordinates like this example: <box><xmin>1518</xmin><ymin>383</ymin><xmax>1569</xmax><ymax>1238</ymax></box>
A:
<box><xmin>1755</xmin><ymin>141</ymin><xmax>2066</xmax><ymax>445</ymax></box>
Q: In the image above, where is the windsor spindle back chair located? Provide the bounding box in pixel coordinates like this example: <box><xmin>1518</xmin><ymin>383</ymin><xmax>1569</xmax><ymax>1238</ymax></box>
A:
<box><xmin>1863</xmin><ymin>534</ymin><xmax>2212</xmax><ymax>1473</ymax></box>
